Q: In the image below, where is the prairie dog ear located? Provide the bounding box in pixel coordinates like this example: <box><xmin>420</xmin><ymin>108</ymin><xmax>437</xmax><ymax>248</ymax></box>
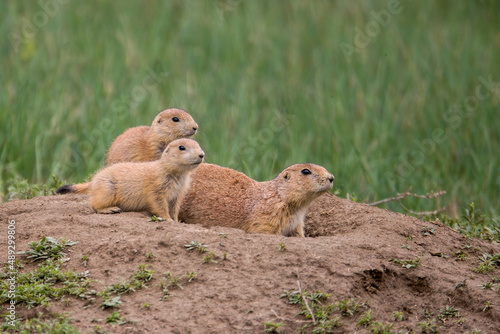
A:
<box><xmin>283</xmin><ymin>171</ymin><xmax>289</xmax><ymax>181</ymax></box>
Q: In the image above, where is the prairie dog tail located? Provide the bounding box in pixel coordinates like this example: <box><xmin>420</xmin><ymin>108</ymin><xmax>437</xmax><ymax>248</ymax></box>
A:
<box><xmin>56</xmin><ymin>182</ymin><xmax>90</xmax><ymax>194</ymax></box>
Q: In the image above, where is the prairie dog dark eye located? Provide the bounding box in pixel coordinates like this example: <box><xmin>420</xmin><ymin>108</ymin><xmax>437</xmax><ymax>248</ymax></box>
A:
<box><xmin>172</xmin><ymin>117</ymin><xmax>180</xmax><ymax>122</ymax></box>
<box><xmin>179</xmin><ymin>146</ymin><xmax>186</xmax><ymax>151</ymax></box>
<box><xmin>157</xmin><ymin>119</ymin><xmax>162</xmax><ymax>124</ymax></box>
<box><xmin>301</xmin><ymin>169</ymin><xmax>311</xmax><ymax>175</ymax></box>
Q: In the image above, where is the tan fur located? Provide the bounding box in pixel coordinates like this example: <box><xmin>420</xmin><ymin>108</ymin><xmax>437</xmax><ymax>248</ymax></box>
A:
<box><xmin>61</xmin><ymin>139</ymin><xmax>204</xmax><ymax>222</ymax></box>
<box><xmin>179</xmin><ymin>163</ymin><xmax>334</xmax><ymax>237</ymax></box>
<box><xmin>106</xmin><ymin>108</ymin><xmax>198</xmax><ymax>165</ymax></box>
<box><xmin>71</xmin><ymin>183</ymin><xmax>90</xmax><ymax>194</ymax></box>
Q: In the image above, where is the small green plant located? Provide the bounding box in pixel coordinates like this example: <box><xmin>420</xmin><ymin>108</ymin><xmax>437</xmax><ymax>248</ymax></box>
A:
<box><xmin>433</xmin><ymin>203</ymin><xmax>500</xmax><ymax>243</ymax></box>
<box><xmin>480</xmin><ymin>282</ymin><xmax>493</xmax><ymax>289</ymax></box>
<box><xmin>145</xmin><ymin>252</ymin><xmax>156</xmax><ymax>260</ymax></box>
<box><xmin>424</xmin><ymin>309</ymin><xmax>434</xmax><ymax>319</ymax></box>
<box><xmin>0</xmin><ymin>259</ymin><xmax>94</xmax><ymax>309</ymax></box>
<box><xmin>389</xmin><ymin>257</ymin><xmax>422</xmax><ymax>269</ymax></box>
<box><xmin>356</xmin><ymin>309</ymin><xmax>373</xmax><ymax>327</ymax></box>
<box><xmin>311</xmin><ymin>316</ymin><xmax>342</xmax><ymax>333</ymax></box>
<box><xmin>6</xmin><ymin>174</ymin><xmax>65</xmax><ymax>201</ymax></box>
<box><xmin>461</xmin><ymin>244</ymin><xmax>481</xmax><ymax>253</ymax></box>
<box><xmin>471</xmin><ymin>329</ymin><xmax>482</xmax><ymax>334</ymax></box>
<box><xmin>335</xmin><ymin>298</ymin><xmax>361</xmax><ymax>316</ymax></box>
<box><xmin>92</xmin><ymin>325</ymin><xmax>105</xmax><ymax>334</ymax></box>
<box><xmin>105</xmin><ymin>311</ymin><xmax>127</xmax><ymax>325</ymax></box>
<box><xmin>184</xmin><ymin>241</ymin><xmax>208</xmax><ymax>253</ymax></box>
<box><xmin>99</xmin><ymin>264</ymin><xmax>154</xmax><ymax>302</ymax></box>
<box><xmin>0</xmin><ymin>313</ymin><xmax>81</xmax><ymax>333</ymax></box>
<box><xmin>417</xmin><ymin>319</ymin><xmax>439</xmax><ymax>333</ymax></box>
<box><xmin>281</xmin><ymin>289</ymin><xmax>365</xmax><ymax>333</ymax></box>
<box><xmin>18</xmin><ymin>236</ymin><xmax>78</xmax><ymax>262</ymax></box>
<box><xmin>102</xmin><ymin>279</ymin><xmax>136</xmax><ymax>295</ymax></box>
<box><xmin>143</xmin><ymin>302</ymin><xmax>151</xmax><ymax>309</ymax></box>
<box><xmin>149</xmin><ymin>215</ymin><xmax>164</xmax><ymax>222</ymax></box>
<box><xmin>453</xmin><ymin>250</ymin><xmax>468</xmax><ymax>261</ymax></box>
<box><xmin>132</xmin><ymin>264</ymin><xmax>155</xmax><ymax>282</ymax></box>
<box><xmin>392</xmin><ymin>311</ymin><xmax>404</xmax><ymax>321</ymax></box>
<box><xmin>482</xmin><ymin>301</ymin><xmax>491</xmax><ymax>312</ymax></box>
<box><xmin>81</xmin><ymin>255</ymin><xmax>89</xmax><ymax>267</ymax></box>
<box><xmin>3</xmin><ymin>259</ymin><xmax>24</xmax><ymax>272</ymax></box>
<box><xmin>218</xmin><ymin>233</ymin><xmax>228</xmax><ymax>238</ymax></box>
<box><xmin>278</xmin><ymin>239</ymin><xmax>287</xmax><ymax>252</ymax></box>
<box><xmin>472</xmin><ymin>253</ymin><xmax>500</xmax><ymax>273</ymax></box>
<box><xmin>162</xmin><ymin>272</ymin><xmax>185</xmax><ymax>290</ymax></box>
<box><xmin>421</xmin><ymin>227</ymin><xmax>435</xmax><ymax>236</ymax></box>
<box><xmin>202</xmin><ymin>250</ymin><xmax>219</xmax><ymax>264</ymax></box>
<box><xmin>347</xmin><ymin>192</ymin><xmax>358</xmax><ymax>202</ymax></box>
<box><xmin>159</xmin><ymin>271</ymin><xmax>198</xmax><ymax>299</ymax></box>
<box><xmin>463</xmin><ymin>202</ymin><xmax>485</xmax><ymax>225</ymax></box>
<box><xmin>264</xmin><ymin>321</ymin><xmax>284</xmax><ymax>333</ymax></box>
<box><xmin>438</xmin><ymin>305</ymin><xmax>460</xmax><ymax>319</ymax></box>
<box><xmin>369</xmin><ymin>321</ymin><xmax>394</xmax><ymax>334</ymax></box>
<box><xmin>101</xmin><ymin>296</ymin><xmax>122</xmax><ymax>309</ymax></box>
<box><xmin>281</xmin><ymin>289</ymin><xmax>330</xmax><ymax>307</ymax></box>
<box><xmin>186</xmin><ymin>271</ymin><xmax>197</xmax><ymax>282</ymax></box>
<box><xmin>61</xmin><ymin>297</ymin><xmax>72</xmax><ymax>306</ymax></box>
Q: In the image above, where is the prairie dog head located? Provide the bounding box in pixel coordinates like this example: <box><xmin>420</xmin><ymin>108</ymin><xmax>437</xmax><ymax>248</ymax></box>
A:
<box><xmin>161</xmin><ymin>138</ymin><xmax>205</xmax><ymax>171</ymax></box>
<box><xmin>151</xmin><ymin>108</ymin><xmax>198</xmax><ymax>139</ymax></box>
<box><xmin>276</xmin><ymin>163</ymin><xmax>334</xmax><ymax>204</ymax></box>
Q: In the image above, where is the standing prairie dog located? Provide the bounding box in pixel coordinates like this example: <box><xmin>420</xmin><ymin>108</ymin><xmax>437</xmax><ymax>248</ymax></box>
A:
<box><xmin>57</xmin><ymin>139</ymin><xmax>205</xmax><ymax>222</ymax></box>
<box><xmin>106</xmin><ymin>108</ymin><xmax>198</xmax><ymax>165</ymax></box>
<box><xmin>179</xmin><ymin>163</ymin><xmax>334</xmax><ymax>237</ymax></box>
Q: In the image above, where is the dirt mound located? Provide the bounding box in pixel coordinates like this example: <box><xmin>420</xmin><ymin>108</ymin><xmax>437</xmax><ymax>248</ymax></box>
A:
<box><xmin>1</xmin><ymin>193</ymin><xmax>499</xmax><ymax>333</ymax></box>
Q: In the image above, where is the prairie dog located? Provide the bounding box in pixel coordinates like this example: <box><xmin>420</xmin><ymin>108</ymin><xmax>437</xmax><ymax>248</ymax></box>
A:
<box><xmin>106</xmin><ymin>108</ymin><xmax>198</xmax><ymax>165</ymax></box>
<box><xmin>179</xmin><ymin>163</ymin><xmax>334</xmax><ymax>237</ymax></box>
<box><xmin>58</xmin><ymin>139</ymin><xmax>205</xmax><ymax>222</ymax></box>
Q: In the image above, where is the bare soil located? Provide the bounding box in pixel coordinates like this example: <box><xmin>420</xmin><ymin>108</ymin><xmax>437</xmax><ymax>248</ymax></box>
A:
<box><xmin>1</xmin><ymin>193</ymin><xmax>499</xmax><ymax>333</ymax></box>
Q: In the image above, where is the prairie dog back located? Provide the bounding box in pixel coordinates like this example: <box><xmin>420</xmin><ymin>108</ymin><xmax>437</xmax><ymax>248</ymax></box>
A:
<box><xmin>179</xmin><ymin>163</ymin><xmax>334</xmax><ymax>236</ymax></box>
<box><xmin>106</xmin><ymin>108</ymin><xmax>198</xmax><ymax>165</ymax></box>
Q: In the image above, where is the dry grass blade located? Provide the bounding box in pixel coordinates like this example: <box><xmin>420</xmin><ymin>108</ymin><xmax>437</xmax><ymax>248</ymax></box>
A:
<box><xmin>297</xmin><ymin>280</ymin><xmax>316</xmax><ymax>325</ymax></box>
<box><xmin>368</xmin><ymin>187</ymin><xmax>447</xmax><ymax>216</ymax></box>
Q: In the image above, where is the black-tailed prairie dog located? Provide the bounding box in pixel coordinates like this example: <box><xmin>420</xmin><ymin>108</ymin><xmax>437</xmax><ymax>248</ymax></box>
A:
<box><xmin>106</xmin><ymin>108</ymin><xmax>198</xmax><ymax>165</ymax></box>
<box><xmin>179</xmin><ymin>163</ymin><xmax>334</xmax><ymax>237</ymax></box>
<box><xmin>57</xmin><ymin>139</ymin><xmax>205</xmax><ymax>222</ymax></box>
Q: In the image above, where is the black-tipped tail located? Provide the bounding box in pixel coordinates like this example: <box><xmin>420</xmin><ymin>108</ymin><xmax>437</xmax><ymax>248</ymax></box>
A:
<box><xmin>56</xmin><ymin>184</ymin><xmax>75</xmax><ymax>194</ymax></box>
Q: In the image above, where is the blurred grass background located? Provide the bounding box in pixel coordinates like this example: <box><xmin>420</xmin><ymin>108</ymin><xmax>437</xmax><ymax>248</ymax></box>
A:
<box><xmin>1</xmin><ymin>0</ymin><xmax>499</xmax><ymax>218</ymax></box>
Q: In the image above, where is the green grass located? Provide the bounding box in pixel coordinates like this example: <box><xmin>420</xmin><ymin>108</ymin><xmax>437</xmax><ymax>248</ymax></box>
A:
<box><xmin>280</xmin><ymin>289</ymin><xmax>369</xmax><ymax>333</ymax></box>
<box><xmin>264</xmin><ymin>321</ymin><xmax>284</xmax><ymax>333</ymax></box>
<box><xmin>18</xmin><ymin>236</ymin><xmax>78</xmax><ymax>262</ymax></box>
<box><xmin>1</xmin><ymin>1</ymin><xmax>499</xmax><ymax>220</ymax></box>
<box><xmin>433</xmin><ymin>202</ymin><xmax>500</xmax><ymax>243</ymax></box>
<box><xmin>98</xmin><ymin>264</ymin><xmax>155</xmax><ymax>300</ymax></box>
<box><xmin>3</xmin><ymin>174</ymin><xmax>64</xmax><ymax>201</ymax></box>
<box><xmin>0</xmin><ymin>259</ymin><xmax>94</xmax><ymax>310</ymax></box>
<box><xmin>389</xmin><ymin>257</ymin><xmax>422</xmax><ymax>269</ymax></box>
<box><xmin>1</xmin><ymin>313</ymin><xmax>82</xmax><ymax>334</ymax></box>
<box><xmin>159</xmin><ymin>271</ymin><xmax>198</xmax><ymax>300</ymax></box>
<box><xmin>184</xmin><ymin>240</ymin><xmax>209</xmax><ymax>253</ymax></box>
